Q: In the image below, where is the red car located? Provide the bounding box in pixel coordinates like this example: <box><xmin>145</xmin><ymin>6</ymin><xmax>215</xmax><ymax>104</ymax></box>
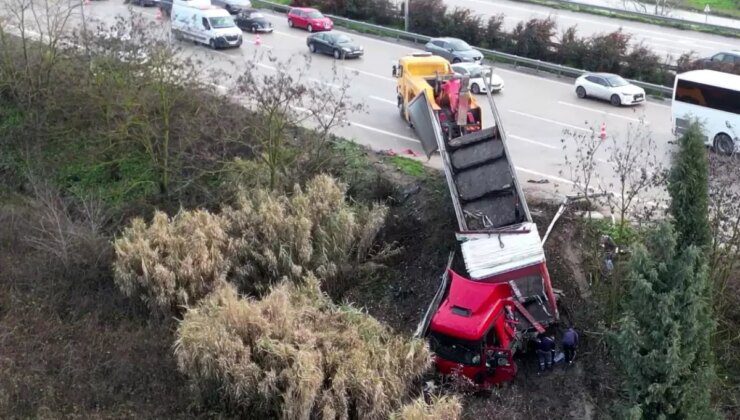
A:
<box><xmin>287</xmin><ymin>7</ymin><xmax>333</xmax><ymax>32</ymax></box>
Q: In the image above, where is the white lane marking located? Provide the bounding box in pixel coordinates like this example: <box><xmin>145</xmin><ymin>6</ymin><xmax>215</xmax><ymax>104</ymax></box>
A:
<box><xmin>509</xmin><ymin>110</ymin><xmax>591</xmax><ymax>132</ymax></box>
<box><xmin>350</xmin><ymin>122</ymin><xmax>420</xmax><ymax>143</ymax></box>
<box><xmin>257</xmin><ymin>62</ymin><xmax>277</xmax><ymax>70</ymax></box>
<box><xmin>273</xmin><ymin>30</ymin><xmax>309</xmax><ymax>41</ymax></box>
<box><xmin>344</xmin><ymin>65</ymin><xmax>395</xmax><ymax>82</ymax></box>
<box><xmin>494</xmin><ymin>67</ymin><xmax>573</xmax><ymax>86</ymax></box>
<box><xmin>515</xmin><ymin>167</ymin><xmax>575</xmax><ymax>186</ymax></box>
<box><xmin>557</xmin><ymin>101</ymin><xmax>643</xmax><ymax>123</ymax></box>
<box><xmin>309</xmin><ymin>78</ymin><xmax>341</xmax><ymax>89</ymax></box>
<box><xmin>508</xmin><ymin>134</ymin><xmax>558</xmax><ymax>150</ymax></box>
<box><xmin>369</xmin><ymin>95</ymin><xmax>397</xmax><ymax>105</ymax></box>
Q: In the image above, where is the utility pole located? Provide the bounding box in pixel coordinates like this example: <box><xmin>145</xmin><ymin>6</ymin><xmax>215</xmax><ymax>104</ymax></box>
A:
<box><xmin>404</xmin><ymin>0</ymin><xmax>409</xmax><ymax>32</ymax></box>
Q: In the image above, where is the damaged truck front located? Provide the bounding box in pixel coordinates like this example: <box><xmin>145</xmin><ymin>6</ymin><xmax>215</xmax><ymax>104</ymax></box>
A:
<box><xmin>396</xmin><ymin>52</ymin><xmax>559</xmax><ymax>387</ymax></box>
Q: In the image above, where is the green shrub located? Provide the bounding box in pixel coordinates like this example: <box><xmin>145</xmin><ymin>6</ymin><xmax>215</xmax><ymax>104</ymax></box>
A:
<box><xmin>174</xmin><ymin>279</ymin><xmax>432</xmax><ymax>419</ymax></box>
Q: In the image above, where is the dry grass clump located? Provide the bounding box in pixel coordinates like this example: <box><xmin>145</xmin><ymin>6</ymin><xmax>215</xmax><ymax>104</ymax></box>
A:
<box><xmin>391</xmin><ymin>395</ymin><xmax>463</xmax><ymax>420</ymax></box>
<box><xmin>174</xmin><ymin>278</ymin><xmax>431</xmax><ymax>419</ymax></box>
<box><xmin>113</xmin><ymin>209</ymin><xmax>231</xmax><ymax>315</ymax></box>
<box><xmin>224</xmin><ymin>174</ymin><xmax>387</xmax><ymax>292</ymax></box>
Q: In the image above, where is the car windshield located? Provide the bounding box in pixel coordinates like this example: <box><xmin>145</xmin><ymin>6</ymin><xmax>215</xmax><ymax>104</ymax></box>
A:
<box><xmin>307</xmin><ymin>11</ymin><xmax>323</xmax><ymax>19</ymax></box>
<box><xmin>209</xmin><ymin>16</ymin><xmax>235</xmax><ymax>28</ymax></box>
<box><xmin>604</xmin><ymin>75</ymin><xmax>629</xmax><ymax>87</ymax></box>
<box><xmin>249</xmin><ymin>12</ymin><xmax>264</xmax><ymax>19</ymax></box>
<box><xmin>333</xmin><ymin>34</ymin><xmax>352</xmax><ymax>44</ymax></box>
<box><xmin>429</xmin><ymin>332</ymin><xmax>481</xmax><ymax>365</ymax></box>
<box><xmin>448</xmin><ymin>39</ymin><xmax>472</xmax><ymax>51</ymax></box>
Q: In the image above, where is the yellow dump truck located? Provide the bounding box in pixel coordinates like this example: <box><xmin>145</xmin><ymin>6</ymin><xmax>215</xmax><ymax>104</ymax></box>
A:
<box><xmin>392</xmin><ymin>52</ymin><xmax>482</xmax><ymax>144</ymax></box>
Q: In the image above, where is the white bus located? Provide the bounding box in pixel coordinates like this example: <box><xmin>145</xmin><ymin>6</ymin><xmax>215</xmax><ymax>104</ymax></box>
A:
<box><xmin>672</xmin><ymin>70</ymin><xmax>740</xmax><ymax>155</ymax></box>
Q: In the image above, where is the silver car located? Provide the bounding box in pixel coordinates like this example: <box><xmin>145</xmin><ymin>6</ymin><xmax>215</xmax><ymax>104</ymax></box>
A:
<box><xmin>424</xmin><ymin>37</ymin><xmax>483</xmax><ymax>64</ymax></box>
<box><xmin>575</xmin><ymin>73</ymin><xmax>645</xmax><ymax>106</ymax></box>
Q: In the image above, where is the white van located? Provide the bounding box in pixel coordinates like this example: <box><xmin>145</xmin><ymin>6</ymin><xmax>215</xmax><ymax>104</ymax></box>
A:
<box><xmin>171</xmin><ymin>0</ymin><xmax>243</xmax><ymax>49</ymax></box>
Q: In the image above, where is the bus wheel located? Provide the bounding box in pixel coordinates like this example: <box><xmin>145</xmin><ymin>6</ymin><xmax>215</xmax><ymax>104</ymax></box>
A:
<box><xmin>714</xmin><ymin>133</ymin><xmax>735</xmax><ymax>156</ymax></box>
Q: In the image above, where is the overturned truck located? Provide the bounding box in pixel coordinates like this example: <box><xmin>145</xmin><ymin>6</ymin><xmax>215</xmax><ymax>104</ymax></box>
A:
<box><xmin>395</xmin><ymin>53</ymin><xmax>559</xmax><ymax>386</ymax></box>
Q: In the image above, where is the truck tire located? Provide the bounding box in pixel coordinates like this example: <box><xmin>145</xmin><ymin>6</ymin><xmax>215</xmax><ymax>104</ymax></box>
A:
<box><xmin>398</xmin><ymin>97</ymin><xmax>405</xmax><ymax>120</ymax></box>
<box><xmin>714</xmin><ymin>133</ymin><xmax>734</xmax><ymax>155</ymax></box>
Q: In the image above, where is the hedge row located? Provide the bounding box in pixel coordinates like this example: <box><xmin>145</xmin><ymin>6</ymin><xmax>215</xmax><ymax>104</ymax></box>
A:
<box><xmin>292</xmin><ymin>0</ymin><xmax>675</xmax><ymax>86</ymax></box>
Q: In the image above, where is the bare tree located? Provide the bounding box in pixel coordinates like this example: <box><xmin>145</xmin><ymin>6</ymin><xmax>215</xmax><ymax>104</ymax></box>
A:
<box><xmin>600</xmin><ymin>118</ymin><xmax>665</xmax><ymax>234</ymax></box>
<box><xmin>233</xmin><ymin>53</ymin><xmax>364</xmax><ymax>189</ymax></box>
<box><xmin>0</xmin><ymin>0</ymin><xmax>78</xmax><ymax>106</ymax></box>
<box><xmin>621</xmin><ymin>0</ymin><xmax>675</xmax><ymax>16</ymax></box>
<box><xmin>560</xmin><ymin>123</ymin><xmax>606</xmax><ymax>213</ymax></box>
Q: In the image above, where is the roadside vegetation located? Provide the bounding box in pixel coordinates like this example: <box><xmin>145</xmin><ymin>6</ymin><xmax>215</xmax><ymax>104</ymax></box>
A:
<box><xmin>2</xmin><ymin>1</ymin><xmax>738</xmax><ymax>419</ymax></box>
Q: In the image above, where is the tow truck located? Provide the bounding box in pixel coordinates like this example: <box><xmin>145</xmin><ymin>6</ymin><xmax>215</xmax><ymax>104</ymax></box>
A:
<box><xmin>393</xmin><ymin>52</ymin><xmax>559</xmax><ymax>386</ymax></box>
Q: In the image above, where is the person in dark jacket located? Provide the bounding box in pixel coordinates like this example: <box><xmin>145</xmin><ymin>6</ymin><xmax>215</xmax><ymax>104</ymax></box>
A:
<box><xmin>562</xmin><ymin>326</ymin><xmax>579</xmax><ymax>365</ymax></box>
<box><xmin>536</xmin><ymin>333</ymin><xmax>555</xmax><ymax>372</ymax></box>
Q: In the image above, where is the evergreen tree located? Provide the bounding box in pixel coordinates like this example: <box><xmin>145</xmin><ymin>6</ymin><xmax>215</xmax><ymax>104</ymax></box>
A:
<box><xmin>668</xmin><ymin>121</ymin><xmax>711</xmax><ymax>250</ymax></box>
<box><xmin>613</xmin><ymin>224</ymin><xmax>716</xmax><ymax>419</ymax></box>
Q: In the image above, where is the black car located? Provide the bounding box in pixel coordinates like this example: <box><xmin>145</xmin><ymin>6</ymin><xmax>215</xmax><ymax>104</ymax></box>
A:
<box><xmin>307</xmin><ymin>32</ymin><xmax>363</xmax><ymax>59</ymax></box>
<box><xmin>234</xmin><ymin>9</ymin><xmax>273</xmax><ymax>33</ymax></box>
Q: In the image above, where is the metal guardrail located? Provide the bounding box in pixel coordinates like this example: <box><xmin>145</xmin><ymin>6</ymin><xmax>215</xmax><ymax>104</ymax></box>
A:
<box><xmin>516</xmin><ymin>0</ymin><xmax>740</xmax><ymax>35</ymax></box>
<box><xmin>254</xmin><ymin>0</ymin><xmax>675</xmax><ymax>97</ymax></box>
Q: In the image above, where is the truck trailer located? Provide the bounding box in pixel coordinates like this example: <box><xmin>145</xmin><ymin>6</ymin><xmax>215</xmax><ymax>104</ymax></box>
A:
<box><xmin>394</xmin><ymin>52</ymin><xmax>559</xmax><ymax>386</ymax></box>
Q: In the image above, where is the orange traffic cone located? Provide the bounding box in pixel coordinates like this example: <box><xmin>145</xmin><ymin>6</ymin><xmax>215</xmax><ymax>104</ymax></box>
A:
<box><xmin>155</xmin><ymin>7</ymin><xmax>162</xmax><ymax>21</ymax></box>
<box><xmin>254</xmin><ymin>35</ymin><xmax>261</xmax><ymax>46</ymax></box>
<box><xmin>599</xmin><ymin>122</ymin><xmax>607</xmax><ymax>140</ymax></box>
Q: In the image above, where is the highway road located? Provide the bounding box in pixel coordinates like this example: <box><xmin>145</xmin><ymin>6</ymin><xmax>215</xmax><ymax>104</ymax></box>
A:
<box><xmin>13</xmin><ymin>1</ymin><xmax>679</xmax><ymax>199</ymax></box>
<box><xmin>446</xmin><ymin>0</ymin><xmax>739</xmax><ymax>62</ymax></box>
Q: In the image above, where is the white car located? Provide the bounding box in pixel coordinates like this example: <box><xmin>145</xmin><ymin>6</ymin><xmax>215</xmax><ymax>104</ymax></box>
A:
<box><xmin>575</xmin><ymin>73</ymin><xmax>645</xmax><ymax>106</ymax></box>
<box><xmin>451</xmin><ymin>62</ymin><xmax>504</xmax><ymax>94</ymax></box>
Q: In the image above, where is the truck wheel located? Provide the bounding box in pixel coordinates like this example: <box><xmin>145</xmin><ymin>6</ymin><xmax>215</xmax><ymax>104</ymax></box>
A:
<box><xmin>471</xmin><ymin>83</ymin><xmax>480</xmax><ymax>94</ymax></box>
<box><xmin>398</xmin><ymin>97</ymin><xmax>405</xmax><ymax>119</ymax></box>
<box><xmin>610</xmin><ymin>94</ymin><xmax>621</xmax><ymax>106</ymax></box>
<box><xmin>714</xmin><ymin>133</ymin><xmax>734</xmax><ymax>155</ymax></box>
<box><xmin>307</xmin><ymin>24</ymin><xmax>313</xmax><ymax>32</ymax></box>
<box><xmin>576</xmin><ymin>86</ymin><xmax>586</xmax><ymax>98</ymax></box>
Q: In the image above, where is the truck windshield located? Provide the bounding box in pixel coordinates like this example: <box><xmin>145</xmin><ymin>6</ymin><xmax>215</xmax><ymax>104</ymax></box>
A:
<box><xmin>209</xmin><ymin>16</ymin><xmax>236</xmax><ymax>29</ymax></box>
<box><xmin>429</xmin><ymin>331</ymin><xmax>481</xmax><ymax>365</ymax></box>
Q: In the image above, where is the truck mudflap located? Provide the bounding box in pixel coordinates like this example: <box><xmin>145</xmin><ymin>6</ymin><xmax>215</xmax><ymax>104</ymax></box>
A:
<box><xmin>414</xmin><ymin>252</ymin><xmax>454</xmax><ymax>339</ymax></box>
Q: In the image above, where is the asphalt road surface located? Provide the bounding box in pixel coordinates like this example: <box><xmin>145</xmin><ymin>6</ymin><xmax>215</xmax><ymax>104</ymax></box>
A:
<box><xmin>11</xmin><ymin>1</ymin><xmax>679</xmax><ymax>199</ymax></box>
<box><xmin>445</xmin><ymin>0</ymin><xmax>739</xmax><ymax>62</ymax></box>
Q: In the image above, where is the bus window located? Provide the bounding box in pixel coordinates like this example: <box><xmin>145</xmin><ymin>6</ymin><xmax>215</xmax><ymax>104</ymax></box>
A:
<box><xmin>675</xmin><ymin>79</ymin><xmax>740</xmax><ymax>114</ymax></box>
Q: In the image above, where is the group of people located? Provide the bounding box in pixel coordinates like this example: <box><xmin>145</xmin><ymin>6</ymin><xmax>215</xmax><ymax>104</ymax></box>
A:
<box><xmin>535</xmin><ymin>326</ymin><xmax>579</xmax><ymax>373</ymax></box>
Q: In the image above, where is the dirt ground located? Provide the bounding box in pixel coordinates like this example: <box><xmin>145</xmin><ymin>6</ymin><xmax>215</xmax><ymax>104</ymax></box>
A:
<box><xmin>344</xmin><ymin>160</ymin><xmax>620</xmax><ymax>419</ymax></box>
<box><xmin>0</xmin><ymin>151</ymin><xmax>620</xmax><ymax>418</ymax></box>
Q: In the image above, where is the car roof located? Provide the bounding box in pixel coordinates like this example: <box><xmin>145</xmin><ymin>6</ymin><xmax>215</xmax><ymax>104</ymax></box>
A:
<box><xmin>431</xmin><ymin>37</ymin><xmax>465</xmax><ymax>43</ymax></box>
<box><xmin>290</xmin><ymin>7</ymin><xmax>318</xmax><ymax>12</ymax></box>
<box><xmin>678</xmin><ymin>70</ymin><xmax>740</xmax><ymax>91</ymax></box>
<box><xmin>202</xmin><ymin>7</ymin><xmax>231</xmax><ymax>17</ymax></box>
<box><xmin>586</xmin><ymin>72</ymin><xmax>621</xmax><ymax>78</ymax></box>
